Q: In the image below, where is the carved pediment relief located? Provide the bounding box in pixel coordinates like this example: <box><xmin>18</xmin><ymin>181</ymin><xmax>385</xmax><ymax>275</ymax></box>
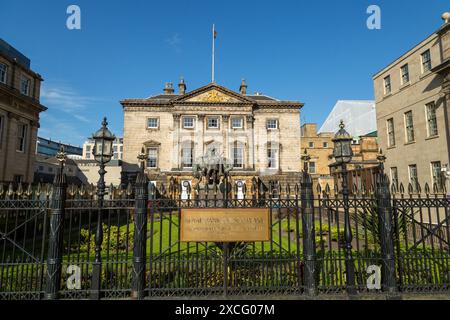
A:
<box><xmin>185</xmin><ymin>89</ymin><xmax>241</xmax><ymax>103</ymax></box>
<box><xmin>143</xmin><ymin>140</ymin><xmax>161</xmax><ymax>147</ymax></box>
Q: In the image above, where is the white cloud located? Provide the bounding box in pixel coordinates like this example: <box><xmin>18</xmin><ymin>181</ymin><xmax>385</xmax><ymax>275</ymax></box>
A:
<box><xmin>40</xmin><ymin>85</ymin><xmax>102</xmax><ymax>115</ymax></box>
<box><xmin>165</xmin><ymin>33</ymin><xmax>182</xmax><ymax>52</ymax></box>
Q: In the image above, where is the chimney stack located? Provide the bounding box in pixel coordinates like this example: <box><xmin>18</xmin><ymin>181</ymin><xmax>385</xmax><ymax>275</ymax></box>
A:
<box><xmin>163</xmin><ymin>82</ymin><xmax>174</xmax><ymax>95</ymax></box>
<box><xmin>239</xmin><ymin>79</ymin><xmax>247</xmax><ymax>95</ymax></box>
<box><xmin>442</xmin><ymin>12</ymin><xmax>450</xmax><ymax>24</ymax></box>
<box><xmin>178</xmin><ymin>77</ymin><xmax>186</xmax><ymax>95</ymax></box>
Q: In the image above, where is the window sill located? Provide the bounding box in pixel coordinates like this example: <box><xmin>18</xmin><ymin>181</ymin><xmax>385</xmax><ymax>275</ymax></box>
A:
<box><xmin>399</xmin><ymin>82</ymin><xmax>411</xmax><ymax>91</ymax></box>
<box><xmin>387</xmin><ymin>146</ymin><xmax>396</xmax><ymax>150</ymax></box>
<box><xmin>383</xmin><ymin>92</ymin><xmax>392</xmax><ymax>99</ymax></box>
<box><xmin>404</xmin><ymin>141</ymin><xmax>416</xmax><ymax>146</ymax></box>
<box><xmin>425</xmin><ymin>135</ymin><xmax>439</xmax><ymax>141</ymax></box>
<box><xmin>419</xmin><ymin>70</ymin><xmax>432</xmax><ymax>80</ymax></box>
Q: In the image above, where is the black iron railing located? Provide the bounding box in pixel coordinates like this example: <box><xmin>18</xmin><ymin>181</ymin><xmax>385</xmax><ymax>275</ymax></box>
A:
<box><xmin>0</xmin><ymin>171</ymin><xmax>449</xmax><ymax>299</ymax></box>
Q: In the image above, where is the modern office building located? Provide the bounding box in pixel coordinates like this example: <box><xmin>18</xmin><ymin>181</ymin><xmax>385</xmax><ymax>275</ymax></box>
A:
<box><xmin>36</xmin><ymin>137</ymin><xmax>82</xmax><ymax>157</ymax></box>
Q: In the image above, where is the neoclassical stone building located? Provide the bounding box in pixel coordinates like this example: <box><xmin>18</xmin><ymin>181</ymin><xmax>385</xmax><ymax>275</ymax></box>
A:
<box><xmin>373</xmin><ymin>14</ymin><xmax>450</xmax><ymax>192</ymax></box>
<box><xmin>0</xmin><ymin>39</ymin><xmax>46</xmax><ymax>183</ymax></box>
<box><xmin>121</xmin><ymin>81</ymin><xmax>303</xmax><ymax>189</ymax></box>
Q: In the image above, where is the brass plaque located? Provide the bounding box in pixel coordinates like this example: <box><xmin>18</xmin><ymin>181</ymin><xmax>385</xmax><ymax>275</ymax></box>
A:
<box><xmin>180</xmin><ymin>208</ymin><xmax>270</xmax><ymax>242</ymax></box>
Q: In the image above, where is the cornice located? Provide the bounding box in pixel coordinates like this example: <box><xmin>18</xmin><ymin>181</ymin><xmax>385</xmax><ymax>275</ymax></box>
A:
<box><xmin>0</xmin><ymin>83</ymin><xmax>47</xmax><ymax>112</ymax></box>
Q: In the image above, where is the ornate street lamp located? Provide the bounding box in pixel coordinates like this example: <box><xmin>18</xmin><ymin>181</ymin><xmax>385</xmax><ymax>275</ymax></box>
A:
<box><xmin>332</xmin><ymin>121</ymin><xmax>354</xmax><ymax>165</ymax></box>
<box><xmin>90</xmin><ymin>117</ymin><xmax>115</xmax><ymax>300</ymax></box>
<box><xmin>332</xmin><ymin>120</ymin><xmax>357</xmax><ymax>295</ymax></box>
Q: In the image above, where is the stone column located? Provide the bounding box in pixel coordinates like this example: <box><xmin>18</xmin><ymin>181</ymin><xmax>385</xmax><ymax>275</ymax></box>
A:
<box><xmin>246</xmin><ymin>115</ymin><xmax>255</xmax><ymax>171</ymax></box>
<box><xmin>1</xmin><ymin>112</ymin><xmax>15</xmax><ymax>181</ymax></box>
<box><xmin>172</xmin><ymin>114</ymin><xmax>181</xmax><ymax>170</ymax></box>
<box><xmin>197</xmin><ymin>115</ymin><xmax>205</xmax><ymax>160</ymax></box>
<box><xmin>222</xmin><ymin>115</ymin><xmax>229</xmax><ymax>159</ymax></box>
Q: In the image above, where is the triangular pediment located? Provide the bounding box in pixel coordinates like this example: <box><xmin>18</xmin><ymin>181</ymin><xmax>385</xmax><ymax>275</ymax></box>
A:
<box><xmin>173</xmin><ymin>83</ymin><xmax>253</xmax><ymax>104</ymax></box>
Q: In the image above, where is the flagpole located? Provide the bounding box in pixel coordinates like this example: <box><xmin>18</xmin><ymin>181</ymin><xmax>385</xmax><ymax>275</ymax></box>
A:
<box><xmin>212</xmin><ymin>24</ymin><xmax>215</xmax><ymax>83</ymax></box>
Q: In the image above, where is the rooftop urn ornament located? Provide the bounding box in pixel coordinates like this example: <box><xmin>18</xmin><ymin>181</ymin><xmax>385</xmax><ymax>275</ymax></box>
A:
<box><xmin>332</xmin><ymin>120</ymin><xmax>354</xmax><ymax>165</ymax></box>
<box><xmin>442</xmin><ymin>12</ymin><xmax>450</xmax><ymax>23</ymax></box>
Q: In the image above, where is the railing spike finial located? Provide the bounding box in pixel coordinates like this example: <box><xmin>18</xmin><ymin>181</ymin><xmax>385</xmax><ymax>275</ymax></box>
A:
<box><xmin>316</xmin><ymin>183</ymin><xmax>322</xmax><ymax>194</ymax></box>
<box><xmin>424</xmin><ymin>183</ymin><xmax>430</xmax><ymax>195</ymax></box>
<box><xmin>127</xmin><ymin>182</ymin><xmax>133</xmax><ymax>196</ymax></box>
<box><xmin>17</xmin><ymin>183</ymin><xmax>24</xmax><ymax>197</ymax></box>
<box><xmin>408</xmin><ymin>183</ymin><xmax>413</xmax><ymax>195</ymax></box>
<box><xmin>36</xmin><ymin>182</ymin><xmax>42</xmax><ymax>197</ymax></box>
<box><xmin>399</xmin><ymin>183</ymin><xmax>405</xmax><ymax>194</ymax></box>
<box><xmin>390</xmin><ymin>183</ymin><xmax>397</xmax><ymax>194</ymax></box>
<box><xmin>325</xmin><ymin>183</ymin><xmax>331</xmax><ymax>195</ymax></box>
<box><xmin>89</xmin><ymin>183</ymin><xmax>95</xmax><ymax>197</ymax></box>
<box><xmin>79</xmin><ymin>184</ymin><xmax>86</xmax><ymax>197</ymax></box>
<box><xmin>432</xmin><ymin>183</ymin><xmax>439</xmax><ymax>195</ymax></box>
<box><xmin>23</xmin><ymin>183</ymin><xmax>31</xmax><ymax>198</ymax></box>
<box><xmin>7</xmin><ymin>182</ymin><xmax>14</xmax><ymax>198</ymax></box>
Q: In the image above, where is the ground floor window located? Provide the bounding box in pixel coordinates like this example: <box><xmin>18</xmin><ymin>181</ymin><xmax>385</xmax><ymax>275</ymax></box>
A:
<box><xmin>268</xmin><ymin>148</ymin><xmax>278</xmax><ymax>169</ymax></box>
<box><xmin>147</xmin><ymin>148</ymin><xmax>158</xmax><ymax>168</ymax></box>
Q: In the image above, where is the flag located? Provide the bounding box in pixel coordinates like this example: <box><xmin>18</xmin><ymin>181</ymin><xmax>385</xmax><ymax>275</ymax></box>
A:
<box><xmin>213</xmin><ymin>25</ymin><xmax>217</xmax><ymax>39</ymax></box>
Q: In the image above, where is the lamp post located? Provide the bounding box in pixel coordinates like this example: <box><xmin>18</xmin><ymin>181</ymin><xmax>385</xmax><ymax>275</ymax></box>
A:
<box><xmin>90</xmin><ymin>117</ymin><xmax>115</xmax><ymax>300</ymax></box>
<box><xmin>332</xmin><ymin>120</ymin><xmax>356</xmax><ymax>295</ymax></box>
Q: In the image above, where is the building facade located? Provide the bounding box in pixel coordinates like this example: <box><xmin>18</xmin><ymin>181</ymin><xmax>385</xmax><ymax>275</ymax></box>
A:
<box><xmin>121</xmin><ymin>81</ymin><xmax>303</xmax><ymax>188</ymax></box>
<box><xmin>300</xmin><ymin>123</ymin><xmax>334</xmax><ymax>190</ymax></box>
<box><xmin>0</xmin><ymin>39</ymin><xmax>46</xmax><ymax>183</ymax></box>
<box><xmin>302</xmin><ymin>123</ymin><xmax>379</xmax><ymax>193</ymax></box>
<box><xmin>373</xmin><ymin>16</ymin><xmax>450</xmax><ymax>192</ymax></box>
<box><xmin>34</xmin><ymin>155</ymin><xmax>83</xmax><ymax>185</ymax></box>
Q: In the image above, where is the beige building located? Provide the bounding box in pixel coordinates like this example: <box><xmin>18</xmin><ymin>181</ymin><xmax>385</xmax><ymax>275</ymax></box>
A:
<box><xmin>34</xmin><ymin>155</ymin><xmax>83</xmax><ymax>185</ymax></box>
<box><xmin>121</xmin><ymin>81</ymin><xmax>303</xmax><ymax>187</ymax></box>
<box><xmin>0</xmin><ymin>39</ymin><xmax>46</xmax><ymax>183</ymax></box>
<box><xmin>75</xmin><ymin>160</ymin><xmax>122</xmax><ymax>187</ymax></box>
<box><xmin>34</xmin><ymin>155</ymin><xmax>123</xmax><ymax>187</ymax></box>
<box><xmin>301</xmin><ymin>123</ymin><xmax>334</xmax><ymax>190</ymax></box>
<box><xmin>373</xmin><ymin>14</ymin><xmax>450</xmax><ymax>192</ymax></box>
<box><xmin>302</xmin><ymin>123</ymin><xmax>379</xmax><ymax>192</ymax></box>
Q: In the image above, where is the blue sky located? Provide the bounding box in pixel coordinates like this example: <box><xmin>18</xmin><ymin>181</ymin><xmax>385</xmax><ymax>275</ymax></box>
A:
<box><xmin>1</xmin><ymin>0</ymin><xmax>448</xmax><ymax>146</ymax></box>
